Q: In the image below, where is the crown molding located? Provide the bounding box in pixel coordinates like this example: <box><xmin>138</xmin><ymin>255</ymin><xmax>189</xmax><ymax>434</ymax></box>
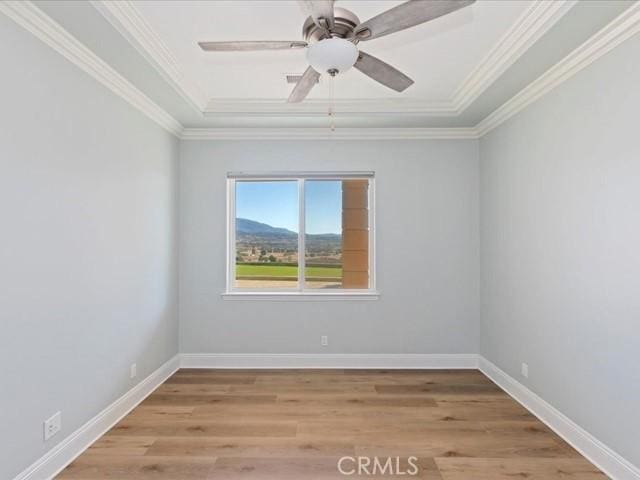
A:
<box><xmin>451</xmin><ymin>0</ymin><xmax>575</xmax><ymax>112</ymax></box>
<box><xmin>91</xmin><ymin>0</ymin><xmax>573</xmax><ymax>117</ymax></box>
<box><xmin>180</xmin><ymin>127</ymin><xmax>480</xmax><ymax>140</ymax></box>
<box><xmin>0</xmin><ymin>1</ymin><xmax>183</xmax><ymax>137</ymax></box>
<box><xmin>91</xmin><ymin>0</ymin><xmax>208</xmax><ymax>112</ymax></box>
<box><xmin>203</xmin><ymin>98</ymin><xmax>456</xmax><ymax>117</ymax></box>
<box><xmin>476</xmin><ymin>1</ymin><xmax>640</xmax><ymax>137</ymax></box>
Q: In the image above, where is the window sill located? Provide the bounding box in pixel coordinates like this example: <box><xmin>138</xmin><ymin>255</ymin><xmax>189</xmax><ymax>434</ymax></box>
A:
<box><xmin>221</xmin><ymin>291</ymin><xmax>380</xmax><ymax>301</ymax></box>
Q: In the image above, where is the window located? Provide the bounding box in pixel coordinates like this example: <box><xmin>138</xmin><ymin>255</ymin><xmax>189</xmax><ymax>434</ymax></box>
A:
<box><xmin>226</xmin><ymin>172</ymin><xmax>376</xmax><ymax>297</ymax></box>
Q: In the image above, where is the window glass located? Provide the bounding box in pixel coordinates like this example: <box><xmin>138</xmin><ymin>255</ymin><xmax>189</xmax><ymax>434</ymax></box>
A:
<box><xmin>304</xmin><ymin>179</ymin><xmax>369</xmax><ymax>289</ymax></box>
<box><xmin>229</xmin><ymin>175</ymin><xmax>372</xmax><ymax>293</ymax></box>
<box><xmin>235</xmin><ymin>181</ymin><xmax>298</xmax><ymax>289</ymax></box>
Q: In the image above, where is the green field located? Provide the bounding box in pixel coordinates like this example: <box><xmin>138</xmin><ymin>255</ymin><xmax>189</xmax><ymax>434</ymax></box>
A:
<box><xmin>236</xmin><ymin>263</ymin><xmax>341</xmax><ymax>279</ymax></box>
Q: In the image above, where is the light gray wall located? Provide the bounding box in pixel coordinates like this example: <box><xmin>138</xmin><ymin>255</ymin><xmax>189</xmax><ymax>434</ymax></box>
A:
<box><xmin>6</xmin><ymin>0</ymin><xmax>639</xmax><ymax>475</ymax></box>
<box><xmin>480</xmin><ymin>34</ymin><xmax>640</xmax><ymax>466</ymax></box>
<box><xmin>0</xmin><ymin>15</ymin><xmax>179</xmax><ymax>480</ymax></box>
<box><xmin>179</xmin><ymin>139</ymin><xmax>480</xmax><ymax>355</ymax></box>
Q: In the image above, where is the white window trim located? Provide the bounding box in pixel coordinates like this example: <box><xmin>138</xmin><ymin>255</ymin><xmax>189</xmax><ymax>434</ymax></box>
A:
<box><xmin>224</xmin><ymin>172</ymin><xmax>378</xmax><ymax>300</ymax></box>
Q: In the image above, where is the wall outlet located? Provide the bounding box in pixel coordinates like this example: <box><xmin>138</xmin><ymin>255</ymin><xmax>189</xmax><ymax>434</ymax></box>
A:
<box><xmin>521</xmin><ymin>362</ymin><xmax>529</xmax><ymax>378</ymax></box>
<box><xmin>321</xmin><ymin>335</ymin><xmax>328</xmax><ymax>346</ymax></box>
<box><xmin>44</xmin><ymin>411</ymin><xmax>61</xmax><ymax>441</ymax></box>
<box><xmin>130</xmin><ymin>363</ymin><xmax>137</xmax><ymax>379</ymax></box>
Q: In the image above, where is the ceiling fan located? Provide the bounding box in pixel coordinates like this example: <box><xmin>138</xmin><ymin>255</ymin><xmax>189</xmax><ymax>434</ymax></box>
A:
<box><xmin>198</xmin><ymin>0</ymin><xmax>475</xmax><ymax>103</ymax></box>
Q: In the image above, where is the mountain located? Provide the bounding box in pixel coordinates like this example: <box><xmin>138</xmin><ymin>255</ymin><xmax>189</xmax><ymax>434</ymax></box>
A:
<box><xmin>236</xmin><ymin>218</ymin><xmax>341</xmax><ymax>242</ymax></box>
<box><xmin>236</xmin><ymin>218</ymin><xmax>342</xmax><ymax>256</ymax></box>
<box><xmin>236</xmin><ymin>218</ymin><xmax>297</xmax><ymax>237</ymax></box>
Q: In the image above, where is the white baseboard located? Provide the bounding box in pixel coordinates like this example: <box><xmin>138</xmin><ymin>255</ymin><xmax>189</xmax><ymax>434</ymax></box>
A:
<box><xmin>180</xmin><ymin>353</ymin><xmax>479</xmax><ymax>369</ymax></box>
<box><xmin>479</xmin><ymin>356</ymin><xmax>640</xmax><ymax>480</ymax></box>
<box><xmin>12</xmin><ymin>354</ymin><xmax>180</xmax><ymax>480</ymax></box>
<box><xmin>15</xmin><ymin>353</ymin><xmax>637</xmax><ymax>480</ymax></box>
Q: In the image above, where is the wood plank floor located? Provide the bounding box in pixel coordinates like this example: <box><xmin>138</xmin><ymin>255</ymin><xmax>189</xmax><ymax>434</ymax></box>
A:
<box><xmin>57</xmin><ymin>369</ymin><xmax>606</xmax><ymax>479</ymax></box>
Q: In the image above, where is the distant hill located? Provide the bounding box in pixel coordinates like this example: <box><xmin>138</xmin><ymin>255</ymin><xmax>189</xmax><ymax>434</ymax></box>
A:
<box><xmin>236</xmin><ymin>218</ymin><xmax>341</xmax><ymax>245</ymax></box>
<box><xmin>236</xmin><ymin>218</ymin><xmax>296</xmax><ymax>237</ymax></box>
<box><xmin>236</xmin><ymin>218</ymin><xmax>342</xmax><ymax>260</ymax></box>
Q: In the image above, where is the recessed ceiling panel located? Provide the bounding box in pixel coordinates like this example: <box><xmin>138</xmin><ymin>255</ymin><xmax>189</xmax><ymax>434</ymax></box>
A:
<box><xmin>133</xmin><ymin>0</ymin><xmax>531</xmax><ymax>101</ymax></box>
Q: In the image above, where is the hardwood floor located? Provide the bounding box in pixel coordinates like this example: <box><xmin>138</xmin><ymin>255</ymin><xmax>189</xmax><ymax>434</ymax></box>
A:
<box><xmin>56</xmin><ymin>369</ymin><xmax>606</xmax><ymax>479</ymax></box>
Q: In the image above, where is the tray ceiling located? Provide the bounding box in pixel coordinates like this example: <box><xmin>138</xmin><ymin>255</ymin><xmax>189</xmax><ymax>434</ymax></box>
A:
<box><xmin>12</xmin><ymin>0</ymin><xmax>638</xmax><ymax>132</ymax></box>
<box><xmin>131</xmin><ymin>1</ymin><xmax>530</xmax><ymax>103</ymax></box>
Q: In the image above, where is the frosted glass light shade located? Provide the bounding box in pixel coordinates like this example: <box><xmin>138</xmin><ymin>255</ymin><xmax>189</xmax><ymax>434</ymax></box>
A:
<box><xmin>306</xmin><ymin>38</ymin><xmax>359</xmax><ymax>75</ymax></box>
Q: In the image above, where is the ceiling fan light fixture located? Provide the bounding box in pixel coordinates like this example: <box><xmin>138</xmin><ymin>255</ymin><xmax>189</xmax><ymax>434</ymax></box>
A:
<box><xmin>306</xmin><ymin>38</ymin><xmax>358</xmax><ymax>75</ymax></box>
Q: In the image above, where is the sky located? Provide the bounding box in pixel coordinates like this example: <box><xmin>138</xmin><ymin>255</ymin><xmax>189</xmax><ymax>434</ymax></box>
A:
<box><xmin>236</xmin><ymin>180</ymin><xmax>342</xmax><ymax>234</ymax></box>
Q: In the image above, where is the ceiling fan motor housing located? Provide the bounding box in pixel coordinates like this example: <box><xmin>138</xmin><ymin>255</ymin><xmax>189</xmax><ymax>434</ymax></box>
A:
<box><xmin>302</xmin><ymin>7</ymin><xmax>361</xmax><ymax>43</ymax></box>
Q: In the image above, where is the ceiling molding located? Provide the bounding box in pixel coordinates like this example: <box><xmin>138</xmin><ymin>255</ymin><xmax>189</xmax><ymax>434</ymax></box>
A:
<box><xmin>0</xmin><ymin>1</ymin><xmax>183</xmax><ymax>137</ymax></box>
<box><xmin>183</xmin><ymin>3</ymin><xmax>640</xmax><ymax>141</ymax></box>
<box><xmin>476</xmin><ymin>1</ymin><xmax>640</xmax><ymax>137</ymax></box>
<box><xmin>180</xmin><ymin>127</ymin><xmax>480</xmax><ymax>141</ymax></box>
<box><xmin>203</xmin><ymin>98</ymin><xmax>455</xmax><ymax>117</ymax></box>
<box><xmin>91</xmin><ymin>0</ymin><xmax>573</xmax><ymax>117</ymax></box>
<box><xmin>451</xmin><ymin>0</ymin><xmax>575</xmax><ymax>112</ymax></box>
<box><xmin>3</xmin><ymin>1</ymin><xmax>639</xmax><ymax>141</ymax></box>
<box><xmin>91</xmin><ymin>0</ymin><xmax>208</xmax><ymax>112</ymax></box>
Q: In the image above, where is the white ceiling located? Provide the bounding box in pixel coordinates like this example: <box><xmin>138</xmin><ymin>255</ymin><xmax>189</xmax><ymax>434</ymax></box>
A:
<box><xmin>132</xmin><ymin>0</ymin><xmax>531</xmax><ymax>102</ymax></box>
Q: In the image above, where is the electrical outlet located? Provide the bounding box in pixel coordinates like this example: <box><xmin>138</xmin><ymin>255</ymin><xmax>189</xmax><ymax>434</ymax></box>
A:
<box><xmin>321</xmin><ymin>335</ymin><xmax>328</xmax><ymax>346</ymax></box>
<box><xmin>521</xmin><ymin>363</ymin><xmax>529</xmax><ymax>378</ymax></box>
<box><xmin>44</xmin><ymin>411</ymin><xmax>61</xmax><ymax>441</ymax></box>
<box><xmin>130</xmin><ymin>363</ymin><xmax>137</xmax><ymax>379</ymax></box>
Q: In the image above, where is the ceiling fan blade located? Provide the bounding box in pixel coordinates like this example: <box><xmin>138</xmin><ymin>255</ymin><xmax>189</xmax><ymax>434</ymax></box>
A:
<box><xmin>198</xmin><ymin>41</ymin><xmax>307</xmax><ymax>52</ymax></box>
<box><xmin>298</xmin><ymin>0</ymin><xmax>335</xmax><ymax>30</ymax></box>
<box><xmin>288</xmin><ymin>66</ymin><xmax>321</xmax><ymax>103</ymax></box>
<box><xmin>354</xmin><ymin>51</ymin><xmax>414</xmax><ymax>92</ymax></box>
<box><xmin>354</xmin><ymin>0</ymin><xmax>475</xmax><ymax>41</ymax></box>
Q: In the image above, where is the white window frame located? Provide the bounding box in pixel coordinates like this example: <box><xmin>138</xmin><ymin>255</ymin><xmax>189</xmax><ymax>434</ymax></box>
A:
<box><xmin>223</xmin><ymin>171</ymin><xmax>378</xmax><ymax>300</ymax></box>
